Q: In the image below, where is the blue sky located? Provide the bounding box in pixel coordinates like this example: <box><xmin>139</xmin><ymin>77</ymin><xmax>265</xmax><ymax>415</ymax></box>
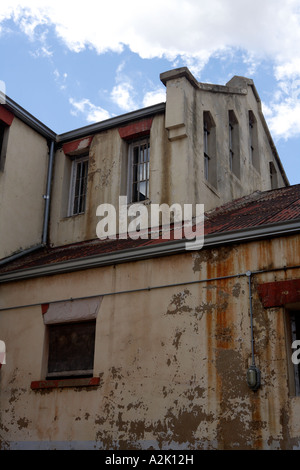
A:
<box><xmin>0</xmin><ymin>0</ymin><xmax>299</xmax><ymax>184</ymax></box>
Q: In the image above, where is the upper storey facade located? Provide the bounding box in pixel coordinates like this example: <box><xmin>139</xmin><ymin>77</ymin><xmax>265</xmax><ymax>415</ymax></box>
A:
<box><xmin>0</xmin><ymin>67</ymin><xmax>289</xmax><ymax>257</ymax></box>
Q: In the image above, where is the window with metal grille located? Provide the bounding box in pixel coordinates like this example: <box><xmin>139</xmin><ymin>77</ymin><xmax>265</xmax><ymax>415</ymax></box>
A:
<box><xmin>47</xmin><ymin>320</ymin><xmax>96</xmax><ymax>379</ymax></box>
<box><xmin>69</xmin><ymin>154</ymin><xmax>89</xmax><ymax>215</ymax></box>
<box><xmin>129</xmin><ymin>138</ymin><xmax>150</xmax><ymax>203</ymax></box>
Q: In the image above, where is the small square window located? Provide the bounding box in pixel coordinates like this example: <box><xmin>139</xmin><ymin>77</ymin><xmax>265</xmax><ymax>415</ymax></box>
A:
<box><xmin>47</xmin><ymin>320</ymin><xmax>96</xmax><ymax>379</ymax></box>
<box><xmin>68</xmin><ymin>154</ymin><xmax>89</xmax><ymax>215</ymax></box>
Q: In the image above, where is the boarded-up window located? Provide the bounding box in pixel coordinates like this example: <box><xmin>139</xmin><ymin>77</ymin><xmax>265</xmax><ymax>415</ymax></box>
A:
<box><xmin>47</xmin><ymin>320</ymin><xmax>96</xmax><ymax>379</ymax></box>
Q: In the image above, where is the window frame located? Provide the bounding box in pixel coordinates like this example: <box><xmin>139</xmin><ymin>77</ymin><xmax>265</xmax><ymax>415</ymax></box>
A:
<box><xmin>46</xmin><ymin>319</ymin><xmax>96</xmax><ymax>380</ymax></box>
<box><xmin>269</xmin><ymin>161</ymin><xmax>278</xmax><ymax>190</ymax></box>
<box><xmin>203</xmin><ymin>121</ymin><xmax>210</xmax><ymax>181</ymax></box>
<box><xmin>203</xmin><ymin>111</ymin><xmax>217</xmax><ymax>188</ymax></box>
<box><xmin>228</xmin><ymin>110</ymin><xmax>240</xmax><ymax>178</ymax></box>
<box><xmin>68</xmin><ymin>153</ymin><xmax>89</xmax><ymax>216</ymax></box>
<box><xmin>127</xmin><ymin>136</ymin><xmax>150</xmax><ymax>204</ymax></box>
<box><xmin>248</xmin><ymin>110</ymin><xmax>259</xmax><ymax>172</ymax></box>
<box><xmin>285</xmin><ymin>307</ymin><xmax>300</xmax><ymax>397</ymax></box>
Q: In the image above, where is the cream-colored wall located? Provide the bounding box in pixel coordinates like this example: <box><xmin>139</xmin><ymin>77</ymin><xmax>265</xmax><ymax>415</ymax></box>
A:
<box><xmin>164</xmin><ymin>72</ymin><xmax>286</xmax><ymax>213</ymax></box>
<box><xmin>49</xmin><ymin>70</ymin><xmax>287</xmax><ymax>248</ymax></box>
<box><xmin>0</xmin><ymin>117</ymin><xmax>49</xmax><ymax>258</ymax></box>
<box><xmin>50</xmin><ymin>116</ymin><xmax>172</xmax><ymax>247</ymax></box>
<box><xmin>0</xmin><ymin>234</ymin><xmax>299</xmax><ymax>449</ymax></box>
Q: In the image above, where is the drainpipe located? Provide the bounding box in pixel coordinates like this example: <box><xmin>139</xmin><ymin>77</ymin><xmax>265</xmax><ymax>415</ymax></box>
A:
<box><xmin>42</xmin><ymin>140</ymin><xmax>54</xmax><ymax>245</ymax></box>
<box><xmin>0</xmin><ymin>140</ymin><xmax>55</xmax><ymax>266</ymax></box>
<box><xmin>246</xmin><ymin>271</ymin><xmax>261</xmax><ymax>391</ymax></box>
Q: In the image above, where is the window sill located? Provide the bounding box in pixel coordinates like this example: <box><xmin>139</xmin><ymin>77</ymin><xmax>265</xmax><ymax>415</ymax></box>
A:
<box><xmin>31</xmin><ymin>376</ymin><xmax>100</xmax><ymax>390</ymax></box>
<box><xmin>204</xmin><ymin>179</ymin><xmax>220</xmax><ymax>198</ymax></box>
<box><xmin>61</xmin><ymin>212</ymin><xmax>86</xmax><ymax>220</ymax></box>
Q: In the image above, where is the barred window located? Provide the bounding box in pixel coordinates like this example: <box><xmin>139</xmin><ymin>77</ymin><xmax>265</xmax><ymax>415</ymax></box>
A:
<box><xmin>128</xmin><ymin>138</ymin><xmax>150</xmax><ymax>203</ymax></box>
<box><xmin>47</xmin><ymin>320</ymin><xmax>96</xmax><ymax>379</ymax></box>
<box><xmin>69</xmin><ymin>154</ymin><xmax>89</xmax><ymax>215</ymax></box>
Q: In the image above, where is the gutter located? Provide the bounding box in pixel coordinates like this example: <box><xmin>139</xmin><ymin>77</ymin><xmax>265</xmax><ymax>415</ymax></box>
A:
<box><xmin>0</xmin><ymin>217</ymin><xmax>299</xmax><ymax>283</ymax></box>
<box><xmin>56</xmin><ymin>102</ymin><xmax>166</xmax><ymax>144</ymax></box>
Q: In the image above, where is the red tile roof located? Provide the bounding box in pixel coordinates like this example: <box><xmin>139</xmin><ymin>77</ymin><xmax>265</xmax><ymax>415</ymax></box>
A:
<box><xmin>1</xmin><ymin>184</ymin><xmax>299</xmax><ymax>274</ymax></box>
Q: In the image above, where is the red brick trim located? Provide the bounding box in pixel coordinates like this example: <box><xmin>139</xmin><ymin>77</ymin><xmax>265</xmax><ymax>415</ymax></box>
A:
<box><xmin>62</xmin><ymin>136</ymin><xmax>93</xmax><ymax>155</ymax></box>
<box><xmin>257</xmin><ymin>279</ymin><xmax>300</xmax><ymax>307</ymax></box>
<box><xmin>31</xmin><ymin>376</ymin><xmax>101</xmax><ymax>390</ymax></box>
<box><xmin>0</xmin><ymin>106</ymin><xmax>14</xmax><ymax>126</ymax></box>
<box><xmin>118</xmin><ymin>118</ymin><xmax>153</xmax><ymax>141</ymax></box>
<box><xmin>41</xmin><ymin>303</ymin><xmax>49</xmax><ymax>315</ymax></box>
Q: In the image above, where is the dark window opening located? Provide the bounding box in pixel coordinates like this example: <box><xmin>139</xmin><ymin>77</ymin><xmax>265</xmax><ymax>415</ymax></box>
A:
<box><xmin>269</xmin><ymin>161</ymin><xmax>278</xmax><ymax>189</ymax></box>
<box><xmin>203</xmin><ymin>111</ymin><xmax>217</xmax><ymax>188</ymax></box>
<box><xmin>289</xmin><ymin>311</ymin><xmax>300</xmax><ymax>396</ymax></box>
<box><xmin>47</xmin><ymin>320</ymin><xmax>96</xmax><ymax>380</ymax></box>
<box><xmin>69</xmin><ymin>155</ymin><xmax>89</xmax><ymax>215</ymax></box>
<box><xmin>0</xmin><ymin>121</ymin><xmax>9</xmax><ymax>172</ymax></box>
<box><xmin>130</xmin><ymin>137</ymin><xmax>150</xmax><ymax>203</ymax></box>
<box><xmin>249</xmin><ymin>110</ymin><xmax>259</xmax><ymax>172</ymax></box>
<box><xmin>228</xmin><ymin>110</ymin><xmax>240</xmax><ymax>178</ymax></box>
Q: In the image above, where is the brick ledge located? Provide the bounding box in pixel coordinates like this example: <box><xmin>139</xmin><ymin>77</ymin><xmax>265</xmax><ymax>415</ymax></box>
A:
<box><xmin>31</xmin><ymin>376</ymin><xmax>100</xmax><ymax>390</ymax></box>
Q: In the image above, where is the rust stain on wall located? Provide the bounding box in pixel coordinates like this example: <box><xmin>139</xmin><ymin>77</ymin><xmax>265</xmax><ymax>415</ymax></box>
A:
<box><xmin>192</xmin><ymin>246</ymin><xmax>237</xmax><ymax>273</ymax></box>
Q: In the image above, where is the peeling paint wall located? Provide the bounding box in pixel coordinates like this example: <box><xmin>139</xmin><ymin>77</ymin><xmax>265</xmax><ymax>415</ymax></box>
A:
<box><xmin>1</xmin><ymin>234</ymin><xmax>300</xmax><ymax>449</ymax></box>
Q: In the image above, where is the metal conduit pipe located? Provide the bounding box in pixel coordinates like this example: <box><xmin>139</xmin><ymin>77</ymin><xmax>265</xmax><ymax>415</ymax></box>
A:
<box><xmin>42</xmin><ymin>140</ymin><xmax>55</xmax><ymax>245</ymax></box>
<box><xmin>0</xmin><ymin>139</ymin><xmax>55</xmax><ymax>266</ymax></box>
<box><xmin>246</xmin><ymin>271</ymin><xmax>261</xmax><ymax>391</ymax></box>
<box><xmin>0</xmin><ymin>264</ymin><xmax>299</xmax><ymax>311</ymax></box>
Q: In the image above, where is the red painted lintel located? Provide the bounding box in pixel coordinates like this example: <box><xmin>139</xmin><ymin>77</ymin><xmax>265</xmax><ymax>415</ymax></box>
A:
<box><xmin>118</xmin><ymin>118</ymin><xmax>153</xmax><ymax>141</ymax></box>
<box><xmin>0</xmin><ymin>106</ymin><xmax>14</xmax><ymax>126</ymax></box>
<box><xmin>257</xmin><ymin>278</ymin><xmax>300</xmax><ymax>308</ymax></box>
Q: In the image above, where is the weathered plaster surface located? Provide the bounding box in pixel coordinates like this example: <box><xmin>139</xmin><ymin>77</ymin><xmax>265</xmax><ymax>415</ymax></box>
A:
<box><xmin>1</xmin><ymin>235</ymin><xmax>300</xmax><ymax>449</ymax></box>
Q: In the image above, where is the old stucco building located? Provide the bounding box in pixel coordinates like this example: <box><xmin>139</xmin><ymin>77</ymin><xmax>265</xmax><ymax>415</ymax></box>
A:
<box><xmin>1</xmin><ymin>67</ymin><xmax>300</xmax><ymax>450</ymax></box>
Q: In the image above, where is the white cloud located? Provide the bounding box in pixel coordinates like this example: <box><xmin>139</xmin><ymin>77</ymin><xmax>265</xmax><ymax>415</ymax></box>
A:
<box><xmin>1</xmin><ymin>0</ymin><xmax>300</xmax><ymax>77</ymax></box>
<box><xmin>30</xmin><ymin>45</ymin><xmax>52</xmax><ymax>58</ymax></box>
<box><xmin>111</xmin><ymin>82</ymin><xmax>137</xmax><ymax>112</ymax></box>
<box><xmin>143</xmin><ymin>88</ymin><xmax>166</xmax><ymax>107</ymax></box>
<box><xmin>53</xmin><ymin>69</ymin><xmax>68</xmax><ymax>90</ymax></box>
<box><xmin>69</xmin><ymin>97</ymin><xmax>110</xmax><ymax>123</ymax></box>
<box><xmin>2</xmin><ymin>0</ymin><xmax>300</xmax><ymax>139</ymax></box>
<box><xmin>263</xmin><ymin>82</ymin><xmax>300</xmax><ymax>141</ymax></box>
